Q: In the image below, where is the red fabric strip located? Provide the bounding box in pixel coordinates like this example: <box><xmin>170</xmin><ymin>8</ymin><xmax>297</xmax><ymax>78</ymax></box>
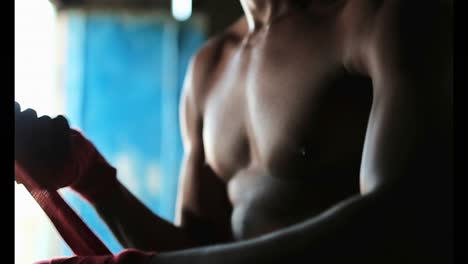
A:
<box><xmin>15</xmin><ymin>162</ymin><xmax>111</xmax><ymax>256</ymax></box>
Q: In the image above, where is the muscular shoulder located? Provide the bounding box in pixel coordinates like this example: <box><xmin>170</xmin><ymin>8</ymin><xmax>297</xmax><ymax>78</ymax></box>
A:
<box><xmin>180</xmin><ymin>17</ymin><xmax>248</xmax><ymax>146</ymax></box>
<box><xmin>362</xmin><ymin>0</ymin><xmax>451</xmax><ymax>60</ymax></box>
<box><xmin>181</xmin><ymin>17</ymin><xmax>247</xmax><ymax>111</ymax></box>
<box><xmin>340</xmin><ymin>0</ymin><xmax>452</xmax><ymax>76</ymax></box>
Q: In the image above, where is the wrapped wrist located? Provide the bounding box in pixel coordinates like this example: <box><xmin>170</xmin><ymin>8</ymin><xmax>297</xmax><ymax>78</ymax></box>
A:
<box><xmin>70</xmin><ymin>153</ymin><xmax>119</xmax><ymax>204</ymax></box>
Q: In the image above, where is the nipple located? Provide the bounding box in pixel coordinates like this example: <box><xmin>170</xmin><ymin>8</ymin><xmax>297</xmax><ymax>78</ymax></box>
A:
<box><xmin>300</xmin><ymin>146</ymin><xmax>307</xmax><ymax>157</ymax></box>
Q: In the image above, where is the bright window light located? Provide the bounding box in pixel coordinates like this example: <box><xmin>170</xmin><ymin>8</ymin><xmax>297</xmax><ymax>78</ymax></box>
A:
<box><xmin>15</xmin><ymin>0</ymin><xmax>64</xmax><ymax>263</ymax></box>
<box><xmin>15</xmin><ymin>0</ymin><xmax>60</xmax><ymax>117</ymax></box>
<box><xmin>172</xmin><ymin>0</ymin><xmax>192</xmax><ymax>21</ymax></box>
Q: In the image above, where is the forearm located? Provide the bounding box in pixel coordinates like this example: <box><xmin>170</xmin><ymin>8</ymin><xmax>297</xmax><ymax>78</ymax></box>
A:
<box><xmin>89</xmin><ymin>180</ymin><xmax>198</xmax><ymax>252</ymax></box>
<box><xmin>151</xmin><ymin>189</ymin><xmax>410</xmax><ymax>264</ymax></box>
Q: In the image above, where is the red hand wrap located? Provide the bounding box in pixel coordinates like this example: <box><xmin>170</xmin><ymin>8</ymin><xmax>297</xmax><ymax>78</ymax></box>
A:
<box><xmin>67</xmin><ymin>129</ymin><xmax>119</xmax><ymax>204</ymax></box>
<box><xmin>34</xmin><ymin>249</ymin><xmax>157</xmax><ymax>264</ymax></box>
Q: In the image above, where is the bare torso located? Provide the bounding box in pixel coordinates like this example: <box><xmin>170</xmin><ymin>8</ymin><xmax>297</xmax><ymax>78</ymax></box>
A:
<box><xmin>194</xmin><ymin>0</ymin><xmax>374</xmax><ymax>240</ymax></box>
<box><xmin>13</xmin><ymin>0</ymin><xmax>451</xmax><ymax>260</ymax></box>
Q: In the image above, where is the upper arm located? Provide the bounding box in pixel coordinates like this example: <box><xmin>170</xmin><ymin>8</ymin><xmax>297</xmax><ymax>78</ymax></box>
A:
<box><xmin>359</xmin><ymin>0</ymin><xmax>453</xmax><ymax>196</ymax></box>
<box><xmin>174</xmin><ymin>47</ymin><xmax>233</xmax><ymax>245</ymax></box>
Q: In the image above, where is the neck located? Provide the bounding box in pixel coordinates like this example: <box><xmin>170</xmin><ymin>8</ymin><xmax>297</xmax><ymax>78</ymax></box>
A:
<box><xmin>240</xmin><ymin>0</ymin><xmax>291</xmax><ymax>32</ymax></box>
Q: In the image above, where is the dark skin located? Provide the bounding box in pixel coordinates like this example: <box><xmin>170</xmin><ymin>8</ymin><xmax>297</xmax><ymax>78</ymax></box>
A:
<box><xmin>15</xmin><ymin>0</ymin><xmax>453</xmax><ymax>263</ymax></box>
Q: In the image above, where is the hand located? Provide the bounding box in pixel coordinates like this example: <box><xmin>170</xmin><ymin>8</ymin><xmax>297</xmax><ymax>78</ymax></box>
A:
<box><xmin>15</xmin><ymin>101</ymin><xmax>74</xmax><ymax>190</ymax></box>
<box><xmin>15</xmin><ymin>102</ymin><xmax>117</xmax><ymax>202</ymax></box>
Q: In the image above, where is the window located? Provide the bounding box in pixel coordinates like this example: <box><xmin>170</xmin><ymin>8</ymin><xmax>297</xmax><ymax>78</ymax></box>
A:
<box><xmin>15</xmin><ymin>0</ymin><xmax>64</xmax><ymax>263</ymax></box>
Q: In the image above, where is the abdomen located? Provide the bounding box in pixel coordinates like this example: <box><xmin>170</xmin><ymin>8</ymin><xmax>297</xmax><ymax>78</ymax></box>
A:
<box><xmin>227</xmin><ymin>165</ymin><xmax>359</xmax><ymax>240</ymax></box>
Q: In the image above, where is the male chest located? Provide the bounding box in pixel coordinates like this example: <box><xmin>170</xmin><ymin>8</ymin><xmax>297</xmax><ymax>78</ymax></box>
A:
<box><xmin>201</xmin><ymin>25</ymin><xmax>347</xmax><ymax>179</ymax></box>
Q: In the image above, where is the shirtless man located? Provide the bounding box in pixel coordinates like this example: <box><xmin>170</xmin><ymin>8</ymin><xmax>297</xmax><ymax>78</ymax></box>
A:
<box><xmin>15</xmin><ymin>0</ymin><xmax>453</xmax><ymax>263</ymax></box>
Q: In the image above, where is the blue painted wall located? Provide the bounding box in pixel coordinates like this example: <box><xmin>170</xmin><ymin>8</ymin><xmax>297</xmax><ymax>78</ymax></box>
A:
<box><xmin>60</xmin><ymin>10</ymin><xmax>206</xmax><ymax>255</ymax></box>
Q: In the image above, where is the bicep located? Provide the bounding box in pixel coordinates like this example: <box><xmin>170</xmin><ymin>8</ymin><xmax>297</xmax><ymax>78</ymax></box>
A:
<box><xmin>175</xmin><ymin>150</ymin><xmax>233</xmax><ymax>245</ymax></box>
<box><xmin>174</xmin><ymin>56</ymin><xmax>233</xmax><ymax>245</ymax></box>
<box><xmin>360</xmin><ymin>0</ymin><xmax>453</xmax><ymax>195</ymax></box>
